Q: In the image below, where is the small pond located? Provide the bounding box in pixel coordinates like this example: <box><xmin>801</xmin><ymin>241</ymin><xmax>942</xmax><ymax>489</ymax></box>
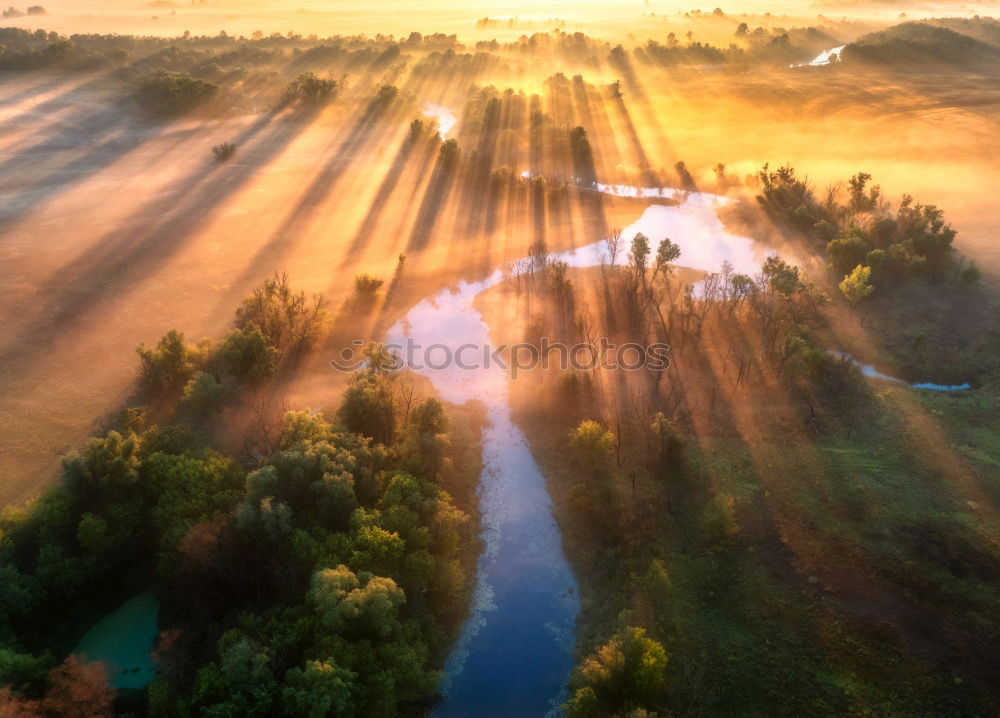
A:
<box><xmin>73</xmin><ymin>591</ymin><xmax>159</xmax><ymax>690</ymax></box>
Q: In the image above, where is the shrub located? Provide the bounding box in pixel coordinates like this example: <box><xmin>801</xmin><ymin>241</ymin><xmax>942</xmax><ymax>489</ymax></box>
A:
<box><xmin>138</xmin><ymin>71</ymin><xmax>217</xmax><ymax>114</ymax></box>
<box><xmin>212</xmin><ymin>141</ymin><xmax>236</xmax><ymax>161</ymax></box>
<box><xmin>284</xmin><ymin>72</ymin><xmax>338</xmax><ymax>104</ymax></box>
<box><xmin>235</xmin><ymin>273</ymin><xmax>327</xmax><ymax>357</ymax></box>
<box><xmin>136</xmin><ymin>330</ymin><xmax>203</xmax><ymax>391</ymax></box>
<box><xmin>217</xmin><ymin>326</ymin><xmax>277</xmax><ymax>383</ymax></box>
<box><xmin>353</xmin><ymin>274</ymin><xmax>384</xmax><ymax>305</ymax></box>
<box><xmin>181</xmin><ymin>371</ymin><xmax>229</xmax><ymax>415</ymax></box>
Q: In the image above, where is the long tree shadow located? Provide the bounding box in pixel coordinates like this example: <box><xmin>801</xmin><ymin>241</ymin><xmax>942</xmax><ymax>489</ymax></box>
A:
<box><xmin>607</xmin><ymin>49</ymin><xmax>677</xmax><ymax>168</ymax></box>
<box><xmin>0</xmin><ymin>109</ymin><xmax>205</xmax><ymax>232</ymax></box>
<box><xmin>0</xmin><ymin>71</ymin><xmax>116</xmax><ymax>117</ymax></box>
<box><xmin>0</xmin><ymin>101</ymin><xmax>314</xmax><ymax>381</ymax></box>
<box><xmin>606</xmin><ymin>87</ymin><xmax>658</xmax><ymax>187</ymax></box>
<box><xmin>0</xmin><ymin>71</ymin><xmax>81</xmax><ymax>110</ymax></box>
<box><xmin>0</xmin><ymin>102</ymin><xmax>119</xmax><ymax>170</ymax></box>
<box><xmin>214</xmin><ymin>90</ymin><xmax>414</xmax><ymax>307</ymax></box>
<box><xmin>340</xmin><ymin>124</ymin><xmax>440</xmax><ymax>264</ymax></box>
<box><xmin>403</xmin><ymin>136</ymin><xmax>461</xmax><ymax>253</ymax></box>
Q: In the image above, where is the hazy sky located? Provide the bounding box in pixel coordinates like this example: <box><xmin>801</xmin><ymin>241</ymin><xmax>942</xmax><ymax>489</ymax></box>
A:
<box><xmin>6</xmin><ymin>0</ymin><xmax>982</xmax><ymax>40</ymax></box>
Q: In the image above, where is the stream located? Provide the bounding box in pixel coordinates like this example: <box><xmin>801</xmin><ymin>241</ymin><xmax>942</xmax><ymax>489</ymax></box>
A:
<box><xmin>386</xmin><ymin>268</ymin><xmax>579</xmax><ymax>717</ymax></box>
<box><xmin>790</xmin><ymin>45</ymin><xmax>846</xmax><ymax>68</ymax></box>
<box><xmin>386</xmin><ymin>185</ymin><xmax>773</xmax><ymax>716</ymax></box>
<box><xmin>831</xmin><ymin>351</ymin><xmax>971</xmax><ymax>391</ymax></box>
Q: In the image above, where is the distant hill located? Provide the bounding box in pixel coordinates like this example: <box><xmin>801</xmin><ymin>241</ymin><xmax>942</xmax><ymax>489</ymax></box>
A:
<box><xmin>841</xmin><ymin>21</ymin><xmax>1000</xmax><ymax>65</ymax></box>
<box><xmin>926</xmin><ymin>16</ymin><xmax>1000</xmax><ymax>47</ymax></box>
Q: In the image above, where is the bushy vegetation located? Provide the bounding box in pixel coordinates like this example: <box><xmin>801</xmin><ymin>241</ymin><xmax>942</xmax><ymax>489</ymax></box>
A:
<box><xmin>137</xmin><ymin>71</ymin><xmax>218</xmax><ymax>115</ymax></box>
<box><xmin>136</xmin><ymin>274</ymin><xmax>326</xmax><ymax>404</ymax></box>
<box><xmin>212</xmin><ymin>141</ymin><xmax>236</xmax><ymax>161</ymax></box>
<box><xmin>753</xmin><ymin>163</ymin><xmax>999</xmax><ymax>384</ymax></box>
<box><xmin>564</xmin><ymin>626</ymin><xmax>668</xmax><ymax>717</ymax></box>
<box><xmin>491</xmin><ymin>178</ymin><xmax>1000</xmax><ymax>713</ymax></box>
<box><xmin>283</xmin><ymin>72</ymin><xmax>340</xmax><ymax>105</ymax></box>
<box><xmin>0</xmin><ymin>284</ymin><xmax>480</xmax><ymax>715</ymax></box>
<box><xmin>757</xmin><ymin>165</ymin><xmax>960</xmax><ymax>285</ymax></box>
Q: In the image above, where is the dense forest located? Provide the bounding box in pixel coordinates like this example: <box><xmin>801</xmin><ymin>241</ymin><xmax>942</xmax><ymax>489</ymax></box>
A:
<box><xmin>0</xmin><ymin>277</ymin><xmax>484</xmax><ymax>716</ymax></box>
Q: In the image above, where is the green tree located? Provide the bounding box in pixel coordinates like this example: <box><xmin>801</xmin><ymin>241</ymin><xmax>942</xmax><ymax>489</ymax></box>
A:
<box><xmin>839</xmin><ymin>264</ymin><xmax>875</xmax><ymax>307</ymax></box>
<box><xmin>197</xmin><ymin>634</ymin><xmax>278</xmax><ymax>717</ymax></box>
<box><xmin>63</xmin><ymin>430</ymin><xmax>142</xmax><ymax>502</ymax></box>
<box><xmin>309</xmin><ymin>566</ymin><xmax>405</xmax><ymax>638</ymax></box>
<box><xmin>136</xmin><ymin>329</ymin><xmax>203</xmax><ymax>391</ymax></box>
<box><xmin>180</xmin><ymin>371</ymin><xmax>228</xmax><ymax>415</ymax></box>
<box><xmin>629</xmin><ymin>233</ymin><xmax>651</xmax><ymax>283</ymax></box>
<box><xmin>898</xmin><ymin>195</ymin><xmax>956</xmax><ymax>281</ymax></box>
<box><xmin>760</xmin><ymin>256</ymin><xmax>802</xmax><ymax>296</ymax></box>
<box><xmin>245</xmin><ymin>438</ymin><xmax>360</xmax><ymax>529</ymax></box>
<box><xmin>339</xmin><ymin>371</ymin><xmax>396</xmax><ymax>445</ymax></box>
<box><xmin>406</xmin><ymin>398</ymin><xmax>449</xmax><ymax>476</ymax></box>
<box><xmin>217</xmin><ymin>326</ymin><xmax>277</xmax><ymax>383</ymax></box>
<box><xmin>282</xmin><ymin>660</ymin><xmax>356</xmax><ymax>718</ymax></box>
<box><xmin>569</xmin><ymin>420</ymin><xmax>616</xmax><ymax>475</ymax></box>
<box><xmin>76</xmin><ymin>513</ymin><xmax>112</xmax><ymax>556</ymax></box>
<box><xmin>653</xmin><ymin>238</ymin><xmax>681</xmax><ymax>280</ymax></box>
<box><xmin>826</xmin><ymin>229</ymin><xmax>872</xmax><ymax>276</ymax></box>
<box><xmin>566</xmin><ymin>626</ymin><xmax>668</xmax><ymax>716</ymax></box>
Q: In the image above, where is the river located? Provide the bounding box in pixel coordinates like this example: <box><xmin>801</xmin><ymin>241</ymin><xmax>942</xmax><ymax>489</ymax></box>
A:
<box><xmin>385</xmin><ymin>183</ymin><xmax>772</xmax><ymax>715</ymax></box>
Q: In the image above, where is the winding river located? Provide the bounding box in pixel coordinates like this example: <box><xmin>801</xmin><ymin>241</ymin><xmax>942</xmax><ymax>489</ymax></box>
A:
<box><xmin>386</xmin><ymin>268</ymin><xmax>579</xmax><ymax>717</ymax></box>
<box><xmin>385</xmin><ymin>185</ymin><xmax>773</xmax><ymax>715</ymax></box>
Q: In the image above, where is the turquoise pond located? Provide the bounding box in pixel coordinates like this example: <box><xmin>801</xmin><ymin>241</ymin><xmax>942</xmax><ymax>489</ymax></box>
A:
<box><xmin>73</xmin><ymin>592</ymin><xmax>159</xmax><ymax>690</ymax></box>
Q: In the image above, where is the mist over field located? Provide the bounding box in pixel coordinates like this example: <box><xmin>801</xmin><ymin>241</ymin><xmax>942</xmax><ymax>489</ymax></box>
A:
<box><xmin>1</xmin><ymin>1</ymin><xmax>998</xmax><ymax>716</ymax></box>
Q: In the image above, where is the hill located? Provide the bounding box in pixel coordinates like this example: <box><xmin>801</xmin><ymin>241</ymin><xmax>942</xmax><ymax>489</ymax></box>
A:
<box><xmin>841</xmin><ymin>21</ymin><xmax>1000</xmax><ymax>65</ymax></box>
